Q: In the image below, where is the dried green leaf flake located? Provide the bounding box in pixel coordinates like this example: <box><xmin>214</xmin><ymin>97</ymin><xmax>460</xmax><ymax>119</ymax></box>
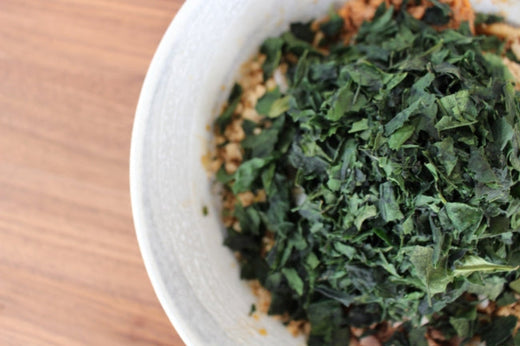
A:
<box><xmin>216</xmin><ymin>83</ymin><xmax>242</xmax><ymax>132</ymax></box>
<box><xmin>256</xmin><ymin>87</ymin><xmax>281</xmax><ymax>115</ymax></box>
<box><xmin>349</xmin><ymin>118</ymin><xmax>369</xmax><ymax>133</ymax></box>
<box><xmin>481</xmin><ymin>315</ymin><xmax>518</xmax><ymax>345</ymax></box>
<box><xmin>410</xmin><ymin>246</ymin><xmax>451</xmax><ymax>298</ymax></box>
<box><xmin>388</xmin><ymin>124</ymin><xmax>415</xmax><ymax>150</ymax></box>
<box><xmin>232</xmin><ymin>158</ymin><xmax>270</xmax><ymax>194</ymax></box>
<box><xmin>282</xmin><ymin>268</ymin><xmax>305</xmax><ymax>296</ymax></box>
<box><xmin>510</xmin><ymin>278</ymin><xmax>520</xmax><ymax>294</ymax></box>
<box><xmin>444</xmin><ymin>202</ymin><xmax>483</xmax><ymax>238</ymax></box>
<box><xmin>214</xmin><ymin>4</ymin><xmax>520</xmax><ymax>345</ymax></box>
<box><xmin>268</xmin><ymin>96</ymin><xmax>290</xmax><ymax>118</ymax></box>
<box><xmin>453</xmin><ymin>256</ymin><xmax>518</xmax><ymax>276</ymax></box>
<box><xmin>379</xmin><ymin>182</ymin><xmax>404</xmax><ymax>223</ymax></box>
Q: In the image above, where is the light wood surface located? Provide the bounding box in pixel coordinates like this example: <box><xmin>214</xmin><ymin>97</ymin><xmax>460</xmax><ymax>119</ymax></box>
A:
<box><xmin>0</xmin><ymin>1</ymin><xmax>185</xmax><ymax>344</ymax></box>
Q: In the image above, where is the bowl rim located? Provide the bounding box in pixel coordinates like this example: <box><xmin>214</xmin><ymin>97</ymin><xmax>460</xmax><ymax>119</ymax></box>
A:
<box><xmin>130</xmin><ymin>1</ymin><xmax>520</xmax><ymax>345</ymax></box>
<box><xmin>130</xmin><ymin>1</ymin><xmax>203</xmax><ymax>344</ymax></box>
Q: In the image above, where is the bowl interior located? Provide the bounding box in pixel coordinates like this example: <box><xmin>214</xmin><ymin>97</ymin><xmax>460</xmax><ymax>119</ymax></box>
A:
<box><xmin>131</xmin><ymin>1</ymin><xmax>520</xmax><ymax>345</ymax></box>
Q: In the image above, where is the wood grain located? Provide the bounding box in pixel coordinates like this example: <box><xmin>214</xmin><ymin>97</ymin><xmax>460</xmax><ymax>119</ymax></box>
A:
<box><xmin>0</xmin><ymin>0</ymin><xmax>185</xmax><ymax>344</ymax></box>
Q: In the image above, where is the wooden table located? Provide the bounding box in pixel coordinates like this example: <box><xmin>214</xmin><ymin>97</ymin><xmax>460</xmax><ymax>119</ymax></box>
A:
<box><xmin>0</xmin><ymin>1</ymin><xmax>184</xmax><ymax>344</ymax></box>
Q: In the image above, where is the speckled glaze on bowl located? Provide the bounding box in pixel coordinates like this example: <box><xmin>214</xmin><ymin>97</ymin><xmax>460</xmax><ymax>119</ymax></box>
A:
<box><xmin>130</xmin><ymin>1</ymin><xmax>520</xmax><ymax>345</ymax></box>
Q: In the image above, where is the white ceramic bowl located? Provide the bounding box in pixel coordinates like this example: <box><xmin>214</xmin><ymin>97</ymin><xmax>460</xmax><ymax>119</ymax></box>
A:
<box><xmin>130</xmin><ymin>1</ymin><xmax>520</xmax><ymax>345</ymax></box>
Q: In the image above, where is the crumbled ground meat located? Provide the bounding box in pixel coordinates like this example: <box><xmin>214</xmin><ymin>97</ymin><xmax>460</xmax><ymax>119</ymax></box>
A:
<box><xmin>250</xmin><ymin>280</ymin><xmax>272</xmax><ymax>314</ymax></box>
<box><xmin>476</xmin><ymin>21</ymin><xmax>520</xmax><ymax>89</ymax></box>
<box><xmin>337</xmin><ymin>0</ymin><xmax>474</xmax><ymax>36</ymax></box>
<box><xmin>224</xmin><ymin>118</ymin><xmax>246</xmax><ymax>143</ymax></box>
<box><xmin>260</xmin><ymin>230</ymin><xmax>275</xmax><ymax>257</ymax></box>
<box><xmin>287</xmin><ymin>320</ymin><xmax>311</xmax><ymax>337</ymax></box>
<box><xmin>477</xmin><ymin>22</ymin><xmax>520</xmax><ymax>41</ymax></box>
<box><xmin>237</xmin><ymin>189</ymin><xmax>266</xmax><ymax>208</ymax></box>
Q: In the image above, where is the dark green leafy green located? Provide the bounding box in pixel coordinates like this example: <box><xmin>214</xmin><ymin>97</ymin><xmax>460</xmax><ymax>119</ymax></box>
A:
<box><xmin>216</xmin><ymin>4</ymin><xmax>520</xmax><ymax>345</ymax></box>
<box><xmin>216</xmin><ymin>83</ymin><xmax>242</xmax><ymax>132</ymax></box>
<box><xmin>475</xmin><ymin>13</ymin><xmax>505</xmax><ymax>26</ymax></box>
<box><xmin>480</xmin><ymin>315</ymin><xmax>518</xmax><ymax>345</ymax></box>
<box><xmin>423</xmin><ymin>0</ymin><xmax>451</xmax><ymax>26</ymax></box>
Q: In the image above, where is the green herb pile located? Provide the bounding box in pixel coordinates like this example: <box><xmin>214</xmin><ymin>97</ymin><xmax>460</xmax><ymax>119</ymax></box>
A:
<box><xmin>215</xmin><ymin>3</ymin><xmax>520</xmax><ymax>345</ymax></box>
